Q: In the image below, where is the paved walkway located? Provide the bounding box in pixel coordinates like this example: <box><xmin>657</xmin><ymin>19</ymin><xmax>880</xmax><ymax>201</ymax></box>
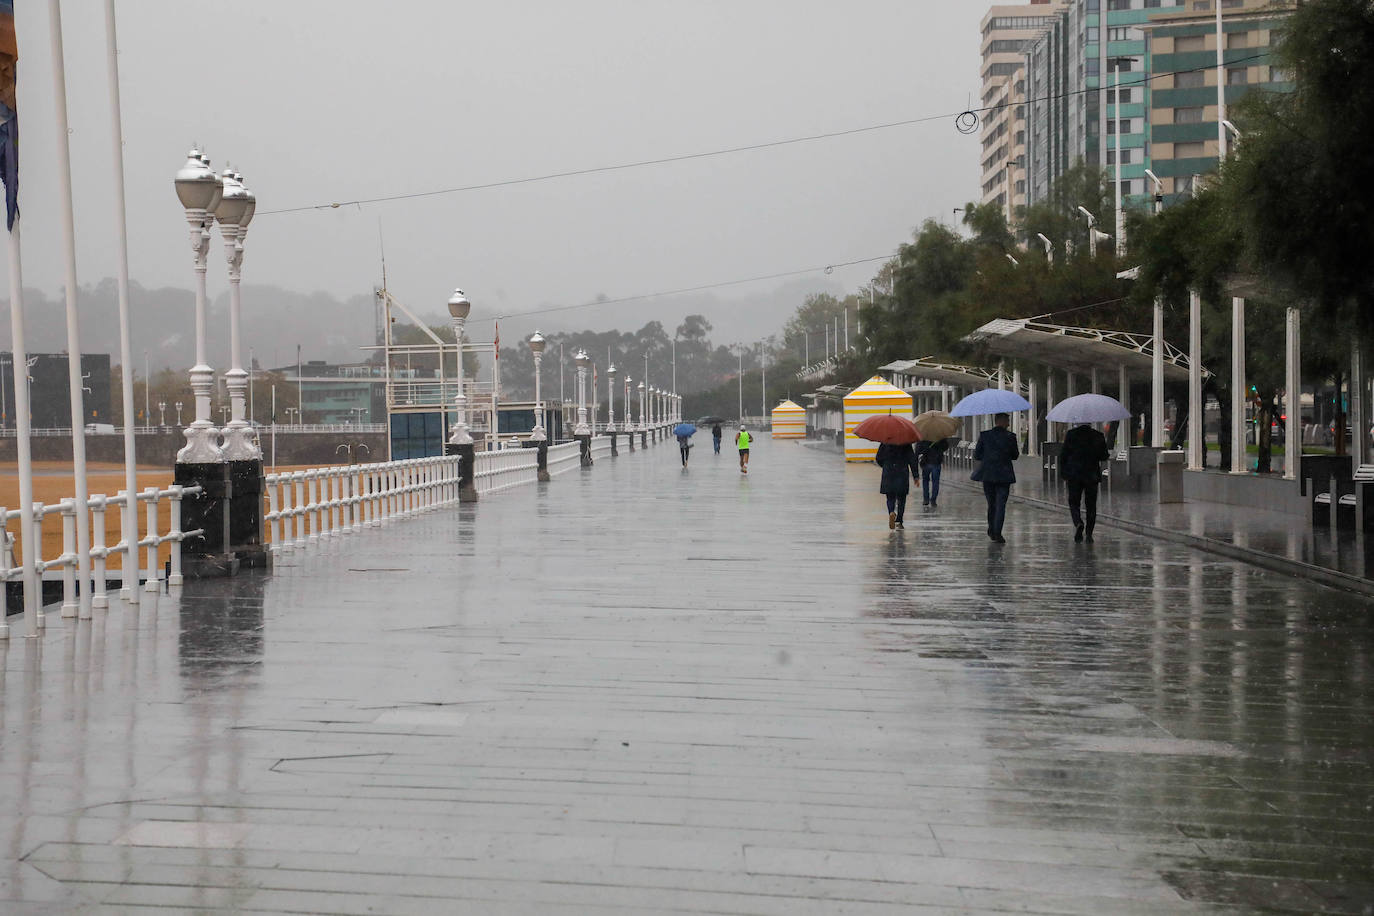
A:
<box><xmin>2</xmin><ymin>436</ymin><xmax>1373</xmax><ymax>914</ymax></box>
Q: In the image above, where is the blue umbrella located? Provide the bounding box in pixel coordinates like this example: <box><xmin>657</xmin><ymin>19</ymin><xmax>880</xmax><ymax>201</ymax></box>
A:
<box><xmin>1045</xmin><ymin>393</ymin><xmax>1130</xmax><ymax>424</ymax></box>
<box><xmin>673</xmin><ymin>423</ymin><xmax>697</xmax><ymax>437</ymax></box>
<box><xmin>949</xmin><ymin>388</ymin><xmax>1032</xmax><ymax>417</ymax></box>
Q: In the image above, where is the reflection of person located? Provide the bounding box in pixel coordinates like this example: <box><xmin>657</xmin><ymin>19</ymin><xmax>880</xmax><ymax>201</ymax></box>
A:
<box><xmin>734</xmin><ymin>425</ymin><xmax>752</xmax><ymax>473</ymax></box>
<box><xmin>712</xmin><ymin>422</ymin><xmax>722</xmax><ymax>454</ymax></box>
<box><xmin>677</xmin><ymin>432</ymin><xmax>692</xmax><ymax>467</ymax></box>
<box><xmin>972</xmin><ymin>413</ymin><xmax>1019</xmax><ymax>543</ymax></box>
<box><xmin>875</xmin><ymin>442</ymin><xmax>919</xmax><ymax>530</ymax></box>
<box><xmin>915</xmin><ymin>438</ymin><xmax>948</xmax><ymax>508</ymax></box>
<box><xmin>1059</xmin><ymin>423</ymin><xmax>1110</xmax><ymax>542</ymax></box>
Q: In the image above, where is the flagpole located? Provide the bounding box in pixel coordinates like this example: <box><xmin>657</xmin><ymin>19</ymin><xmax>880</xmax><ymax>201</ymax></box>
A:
<box><xmin>47</xmin><ymin>0</ymin><xmax>94</xmax><ymax>619</ymax></box>
<box><xmin>104</xmin><ymin>0</ymin><xmax>139</xmax><ymax>604</ymax></box>
<box><xmin>7</xmin><ymin>221</ymin><xmax>40</xmax><ymax>636</ymax></box>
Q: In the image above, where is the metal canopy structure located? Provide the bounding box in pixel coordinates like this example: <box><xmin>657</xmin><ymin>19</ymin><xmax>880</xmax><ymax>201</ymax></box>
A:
<box><xmin>963</xmin><ymin>318</ymin><xmax>1200</xmax><ymax>381</ymax></box>
<box><xmin>878</xmin><ymin>358</ymin><xmax>1026</xmax><ymax>394</ymax></box>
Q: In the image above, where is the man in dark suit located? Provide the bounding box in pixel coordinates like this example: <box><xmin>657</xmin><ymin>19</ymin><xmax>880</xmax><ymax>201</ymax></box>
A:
<box><xmin>1059</xmin><ymin>422</ymin><xmax>1111</xmax><ymax>542</ymax></box>
<box><xmin>972</xmin><ymin>412</ymin><xmax>1019</xmax><ymax>543</ymax></box>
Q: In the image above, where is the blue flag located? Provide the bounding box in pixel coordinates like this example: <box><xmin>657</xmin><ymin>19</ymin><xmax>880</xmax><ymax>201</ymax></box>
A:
<box><xmin>0</xmin><ymin>0</ymin><xmax>17</xmax><ymax>231</ymax></box>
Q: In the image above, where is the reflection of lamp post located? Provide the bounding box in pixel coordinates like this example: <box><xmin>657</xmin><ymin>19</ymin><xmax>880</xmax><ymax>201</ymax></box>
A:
<box><xmin>528</xmin><ymin>330</ymin><xmax>546</xmax><ymax>441</ymax></box>
<box><xmin>605</xmin><ymin>363</ymin><xmax>617</xmax><ymax>433</ymax></box>
<box><xmin>447</xmin><ymin>289</ymin><xmax>473</xmax><ymax>445</ymax></box>
<box><xmin>173</xmin><ymin>148</ymin><xmax>224</xmax><ymax>463</ymax></box>
<box><xmin>574</xmin><ymin>350</ymin><xmax>591</xmax><ymax>435</ymax></box>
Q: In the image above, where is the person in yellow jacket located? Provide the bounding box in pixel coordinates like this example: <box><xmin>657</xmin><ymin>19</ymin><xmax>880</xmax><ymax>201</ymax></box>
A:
<box><xmin>734</xmin><ymin>424</ymin><xmax>752</xmax><ymax>474</ymax></box>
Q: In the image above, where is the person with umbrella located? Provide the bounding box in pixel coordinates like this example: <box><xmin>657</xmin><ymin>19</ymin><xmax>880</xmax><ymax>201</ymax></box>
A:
<box><xmin>972</xmin><ymin>412</ymin><xmax>1019</xmax><ymax>543</ymax></box>
<box><xmin>912</xmin><ymin>410</ymin><xmax>960</xmax><ymax>509</ymax></box>
<box><xmin>1047</xmin><ymin>394</ymin><xmax>1127</xmax><ymax>543</ymax></box>
<box><xmin>852</xmin><ymin>412</ymin><xmax>922</xmax><ymax>529</ymax></box>
<box><xmin>674</xmin><ymin>422</ymin><xmax>697</xmax><ymax>468</ymax></box>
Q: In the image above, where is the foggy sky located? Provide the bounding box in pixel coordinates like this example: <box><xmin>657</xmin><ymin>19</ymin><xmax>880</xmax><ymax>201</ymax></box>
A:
<box><xmin>1</xmin><ymin>1</ymin><xmax>985</xmax><ymax>362</ymax></box>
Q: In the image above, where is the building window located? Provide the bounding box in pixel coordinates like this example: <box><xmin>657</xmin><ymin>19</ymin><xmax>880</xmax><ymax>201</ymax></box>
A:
<box><xmin>1227</xmin><ymin>67</ymin><xmax>1249</xmax><ymax>85</ymax></box>
<box><xmin>1174</xmin><ymin>35</ymin><xmax>1206</xmax><ymax>53</ymax></box>
<box><xmin>1106</xmin><ymin>87</ymin><xmax>1136</xmax><ymax>104</ymax></box>
<box><xmin>1226</xmin><ymin>31</ymin><xmax>1251</xmax><ymax>49</ymax></box>
<box><xmin>1086</xmin><ymin>59</ymin><xmax>1099</xmax><ymax>76</ymax></box>
<box><xmin>1175</xmin><ymin>141</ymin><xmax>1206</xmax><ymax>158</ymax></box>
<box><xmin>1270</xmin><ymin>67</ymin><xmax>1290</xmax><ymax>82</ymax></box>
<box><xmin>1175</xmin><ymin>106</ymin><xmax>1205</xmax><ymax>123</ymax></box>
<box><xmin>1176</xmin><ymin>70</ymin><xmax>1206</xmax><ymax>89</ymax></box>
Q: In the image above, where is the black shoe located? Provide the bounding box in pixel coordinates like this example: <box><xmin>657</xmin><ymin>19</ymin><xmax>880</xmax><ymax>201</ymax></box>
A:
<box><xmin>929</xmin><ymin>501</ymin><xmax>937</xmax><ymax>509</ymax></box>
<box><xmin>993</xmin><ymin>533</ymin><xmax>1006</xmax><ymax>544</ymax></box>
<box><xmin>895</xmin><ymin>521</ymin><xmax>904</xmax><ymax>529</ymax></box>
<box><xmin>1085</xmin><ymin>530</ymin><xmax>1094</xmax><ymax>543</ymax></box>
<box><xmin>1074</xmin><ymin>523</ymin><xmax>1084</xmax><ymax>543</ymax></box>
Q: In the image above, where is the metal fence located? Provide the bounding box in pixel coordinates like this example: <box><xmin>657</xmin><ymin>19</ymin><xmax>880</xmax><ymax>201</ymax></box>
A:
<box><xmin>473</xmin><ymin>448</ymin><xmax>538</xmax><ymax>494</ymax></box>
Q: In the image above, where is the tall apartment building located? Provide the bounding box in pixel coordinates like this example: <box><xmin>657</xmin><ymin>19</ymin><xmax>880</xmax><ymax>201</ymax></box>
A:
<box><xmin>979</xmin><ymin>1</ymin><xmax>1063</xmax><ymax>214</ymax></box>
<box><xmin>1144</xmin><ymin>0</ymin><xmax>1294</xmax><ymax>202</ymax></box>
<box><xmin>1017</xmin><ymin>0</ymin><xmax>1292</xmax><ymax>221</ymax></box>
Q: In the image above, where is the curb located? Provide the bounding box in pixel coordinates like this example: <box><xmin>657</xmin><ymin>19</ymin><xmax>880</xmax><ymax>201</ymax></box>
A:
<box><xmin>948</xmin><ymin>480</ymin><xmax>1374</xmax><ymax>599</ymax></box>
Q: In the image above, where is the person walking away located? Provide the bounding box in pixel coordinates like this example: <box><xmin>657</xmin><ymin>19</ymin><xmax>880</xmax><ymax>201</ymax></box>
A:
<box><xmin>874</xmin><ymin>441</ymin><xmax>919</xmax><ymax>529</ymax></box>
<box><xmin>915</xmin><ymin>438</ymin><xmax>948</xmax><ymax>508</ymax></box>
<box><xmin>735</xmin><ymin>424</ymin><xmax>752</xmax><ymax>473</ymax></box>
<box><xmin>972</xmin><ymin>412</ymin><xmax>1019</xmax><ymax>543</ymax></box>
<box><xmin>1059</xmin><ymin>422</ymin><xmax>1110</xmax><ymax>542</ymax></box>
<box><xmin>712</xmin><ymin>422</ymin><xmax>722</xmax><ymax>454</ymax></box>
<box><xmin>677</xmin><ymin>431</ymin><xmax>692</xmax><ymax>467</ymax></box>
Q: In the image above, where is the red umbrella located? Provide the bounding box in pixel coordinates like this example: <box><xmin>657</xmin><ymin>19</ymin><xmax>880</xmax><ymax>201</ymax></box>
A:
<box><xmin>852</xmin><ymin>414</ymin><xmax>921</xmax><ymax>445</ymax></box>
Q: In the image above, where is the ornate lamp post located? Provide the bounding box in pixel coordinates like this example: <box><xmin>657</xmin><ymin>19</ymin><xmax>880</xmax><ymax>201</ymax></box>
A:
<box><xmin>638</xmin><ymin>381</ymin><xmax>646</xmax><ymax>432</ymax></box>
<box><xmin>173</xmin><ymin>148</ymin><xmax>223</xmax><ymax>463</ymax></box>
<box><xmin>447</xmin><ymin>289</ymin><xmax>473</xmax><ymax>445</ymax></box>
<box><xmin>605</xmin><ymin>363</ymin><xmax>617</xmax><ymax>432</ymax></box>
<box><xmin>158</xmin><ymin>401</ymin><xmax>166</xmax><ymax>426</ymax></box>
<box><xmin>528</xmin><ymin>330</ymin><xmax>546</xmax><ymax>441</ymax></box>
<box><xmin>623</xmin><ymin>374</ymin><xmax>633</xmax><ymax>430</ymax></box>
<box><xmin>574</xmin><ymin>350</ymin><xmax>591</xmax><ymax>435</ymax></box>
<box><xmin>216</xmin><ymin>168</ymin><xmax>259</xmax><ymax>460</ymax></box>
<box><xmin>174</xmin><ymin>401</ymin><xmax>183</xmax><ymax>426</ymax></box>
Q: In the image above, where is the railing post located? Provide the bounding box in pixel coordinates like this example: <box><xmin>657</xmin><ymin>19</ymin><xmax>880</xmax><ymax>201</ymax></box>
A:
<box><xmin>0</xmin><ymin>508</ymin><xmax>8</xmax><ymax>640</ymax></box>
<box><xmin>168</xmin><ymin>486</ymin><xmax>186</xmax><ymax>588</ymax></box>
<box><xmin>142</xmin><ymin>487</ymin><xmax>159</xmax><ymax>592</ymax></box>
<box><xmin>292</xmin><ymin>472</ymin><xmax>307</xmax><ymax>547</ymax></box>
<box><xmin>60</xmin><ymin>499</ymin><xmax>78</xmax><ymax>618</ymax></box>
<box><xmin>30</xmin><ymin>505</ymin><xmax>46</xmax><ymax>628</ymax></box>
<box><xmin>117</xmin><ymin>490</ymin><xmax>138</xmax><ymax>603</ymax></box>
<box><xmin>89</xmin><ymin>494</ymin><xmax>108</xmax><ymax>610</ymax></box>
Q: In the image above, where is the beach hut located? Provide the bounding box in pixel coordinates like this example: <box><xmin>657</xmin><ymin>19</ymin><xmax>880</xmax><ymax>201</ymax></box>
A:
<box><xmin>770</xmin><ymin>399</ymin><xmax>806</xmax><ymax>439</ymax></box>
<box><xmin>843</xmin><ymin>376</ymin><xmax>914</xmax><ymax>462</ymax></box>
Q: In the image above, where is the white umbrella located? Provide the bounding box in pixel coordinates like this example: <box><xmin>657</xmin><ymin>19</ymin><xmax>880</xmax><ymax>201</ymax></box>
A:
<box><xmin>1045</xmin><ymin>393</ymin><xmax>1130</xmax><ymax>424</ymax></box>
<box><xmin>949</xmin><ymin>388</ymin><xmax>1032</xmax><ymax>417</ymax></box>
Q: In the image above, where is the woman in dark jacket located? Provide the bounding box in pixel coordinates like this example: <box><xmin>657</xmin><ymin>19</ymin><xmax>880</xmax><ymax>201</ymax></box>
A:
<box><xmin>874</xmin><ymin>442</ymin><xmax>920</xmax><ymax>530</ymax></box>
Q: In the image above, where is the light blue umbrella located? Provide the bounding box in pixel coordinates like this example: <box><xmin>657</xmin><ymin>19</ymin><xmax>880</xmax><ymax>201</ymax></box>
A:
<box><xmin>949</xmin><ymin>388</ymin><xmax>1032</xmax><ymax>417</ymax></box>
<box><xmin>1045</xmin><ymin>393</ymin><xmax>1130</xmax><ymax>424</ymax></box>
<box><xmin>673</xmin><ymin>423</ymin><xmax>697</xmax><ymax>437</ymax></box>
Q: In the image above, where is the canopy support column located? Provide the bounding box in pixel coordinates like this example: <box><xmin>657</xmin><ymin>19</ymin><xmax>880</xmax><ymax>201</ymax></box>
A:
<box><xmin>1188</xmin><ymin>289</ymin><xmax>1203</xmax><ymax>470</ymax></box>
<box><xmin>1285</xmin><ymin>307</ymin><xmax>1300</xmax><ymax>481</ymax></box>
<box><xmin>1152</xmin><ymin>296</ymin><xmax>1166</xmax><ymax>447</ymax></box>
<box><xmin>1027</xmin><ymin>376</ymin><xmax>1039</xmax><ymax>458</ymax></box>
<box><xmin>1352</xmin><ymin>343</ymin><xmax>1367</xmax><ymax>467</ymax></box>
<box><xmin>1046</xmin><ymin>373</ymin><xmax>1056</xmax><ymax>444</ymax></box>
<box><xmin>1119</xmin><ymin>364</ymin><xmax>1129</xmax><ymax>448</ymax></box>
<box><xmin>1090</xmin><ymin>368</ymin><xmax>1100</xmax><ymax>395</ymax></box>
<box><xmin>1231</xmin><ymin>297</ymin><xmax>1247</xmax><ymax>475</ymax></box>
<box><xmin>1012</xmin><ymin>367</ymin><xmax>1023</xmax><ymax>446</ymax></box>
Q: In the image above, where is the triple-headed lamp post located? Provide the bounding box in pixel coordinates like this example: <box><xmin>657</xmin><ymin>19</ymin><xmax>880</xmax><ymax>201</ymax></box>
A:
<box><xmin>574</xmin><ymin>350</ymin><xmax>591</xmax><ymax>435</ymax></box>
<box><xmin>528</xmin><ymin>330</ymin><xmax>546</xmax><ymax>442</ymax></box>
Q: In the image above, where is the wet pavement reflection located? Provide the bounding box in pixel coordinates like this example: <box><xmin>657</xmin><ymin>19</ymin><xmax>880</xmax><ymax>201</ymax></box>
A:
<box><xmin>1</xmin><ymin>436</ymin><xmax>1372</xmax><ymax>913</ymax></box>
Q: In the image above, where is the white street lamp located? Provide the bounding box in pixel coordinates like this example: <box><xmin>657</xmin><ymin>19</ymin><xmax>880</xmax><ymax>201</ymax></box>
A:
<box><xmin>528</xmin><ymin>330</ymin><xmax>547</xmax><ymax>441</ymax></box>
<box><xmin>173</xmin><ymin>148</ymin><xmax>224</xmax><ymax>463</ymax></box>
<box><xmin>1144</xmin><ymin>168</ymin><xmax>1164</xmax><ymax>216</ymax></box>
<box><xmin>158</xmin><ymin>401</ymin><xmax>166</xmax><ymax>426</ymax></box>
<box><xmin>623</xmin><ymin>374</ymin><xmax>633</xmax><ymax>431</ymax></box>
<box><xmin>1036</xmin><ymin>232</ymin><xmax>1053</xmax><ymax>261</ymax></box>
<box><xmin>605</xmin><ymin>363</ymin><xmax>617</xmax><ymax>432</ymax></box>
<box><xmin>447</xmin><ymin>289</ymin><xmax>473</xmax><ymax>445</ymax></box>
<box><xmin>574</xmin><ymin>350</ymin><xmax>591</xmax><ymax>435</ymax></box>
<box><xmin>637</xmin><ymin>381</ymin><xmax>646</xmax><ymax>432</ymax></box>
<box><xmin>174</xmin><ymin>401</ymin><xmax>183</xmax><ymax>426</ymax></box>
<box><xmin>217</xmin><ymin>167</ymin><xmax>259</xmax><ymax>460</ymax></box>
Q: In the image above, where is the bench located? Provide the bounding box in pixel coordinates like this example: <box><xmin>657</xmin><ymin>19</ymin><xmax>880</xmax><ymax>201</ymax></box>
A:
<box><xmin>1311</xmin><ymin>462</ymin><xmax>1373</xmax><ymax>529</ymax></box>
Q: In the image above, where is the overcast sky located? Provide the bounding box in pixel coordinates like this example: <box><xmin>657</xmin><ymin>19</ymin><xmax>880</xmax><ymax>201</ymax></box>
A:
<box><xmin>3</xmin><ymin>0</ymin><xmax>986</xmax><ymax>347</ymax></box>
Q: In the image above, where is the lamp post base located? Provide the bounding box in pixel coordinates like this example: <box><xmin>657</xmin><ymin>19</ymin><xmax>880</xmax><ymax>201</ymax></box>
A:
<box><xmin>578</xmin><ymin>434</ymin><xmax>593</xmax><ymax>467</ymax></box>
<box><xmin>228</xmin><ymin>458</ymin><xmax>269</xmax><ymax>569</ymax></box>
<box><xmin>447</xmin><ymin>441</ymin><xmax>479</xmax><ymax>501</ymax></box>
<box><xmin>174</xmin><ymin>461</ymin><xmax>239</xmax><ymax>578</ymax></box>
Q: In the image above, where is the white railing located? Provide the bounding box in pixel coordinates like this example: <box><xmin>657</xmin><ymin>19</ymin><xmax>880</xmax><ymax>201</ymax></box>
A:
<box><xmin>0</xmin><ymin>484</ymin><xmax>202</xmax><ymax>635</ymax></box>
<box><xmin>547</xmin><ymin>441</ymin><xmax>582</xmax><ymax>476</ymax></box>
<box><xmin>264</xmin><ymin>456</ymin><xmax>461</xmax><ymax>552</ymax></box>
<box><xmin>473</xmin><ymin>448</ymin><xmax>538</xmax><ymax>495</ymax></box>
<box><xmin>590</xmin><ymin>435</ymin><xmax>614</xmax><ymax>459</ymax></box>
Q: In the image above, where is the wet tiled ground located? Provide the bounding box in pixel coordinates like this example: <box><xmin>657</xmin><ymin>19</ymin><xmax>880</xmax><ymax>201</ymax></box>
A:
<box><xmin>2</xmin><ymin>436</ymin><xmax>1372</xmax><ymax>914</ymax></box>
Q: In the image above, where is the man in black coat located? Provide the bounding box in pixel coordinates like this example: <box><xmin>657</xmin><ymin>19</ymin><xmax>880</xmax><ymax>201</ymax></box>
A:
<box><xmin>874</xmin><ymin>442</ymin><xmax>919</xmax><ymax>530</ymax></box>
<box><xmin>1059</xmin><ymin>422</ymin><xmax>1111</xmax><ymax>542</ymax></box>
<box><xmin>972</xmin><ymin>412</ymin><xmax>1019</xmax><ymax>543</ymax></box>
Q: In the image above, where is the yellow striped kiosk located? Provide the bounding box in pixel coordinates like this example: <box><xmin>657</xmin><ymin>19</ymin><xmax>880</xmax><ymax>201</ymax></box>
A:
<box><xmin>843</xmin><ymin>376</ymin><xmax>914</xmax><ymax>462</ymax></box>
<box><xmin>770</xmin><ymin>399</ymin><xmax>806</xmax><ymax>439</ymax></box>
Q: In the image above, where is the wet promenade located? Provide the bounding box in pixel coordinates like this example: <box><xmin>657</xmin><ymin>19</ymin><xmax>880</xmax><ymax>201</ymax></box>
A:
<box><xmin>2</xmin><ymin>436</ymin><xmax>1373</xmax><ymax>914</ymax></box>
